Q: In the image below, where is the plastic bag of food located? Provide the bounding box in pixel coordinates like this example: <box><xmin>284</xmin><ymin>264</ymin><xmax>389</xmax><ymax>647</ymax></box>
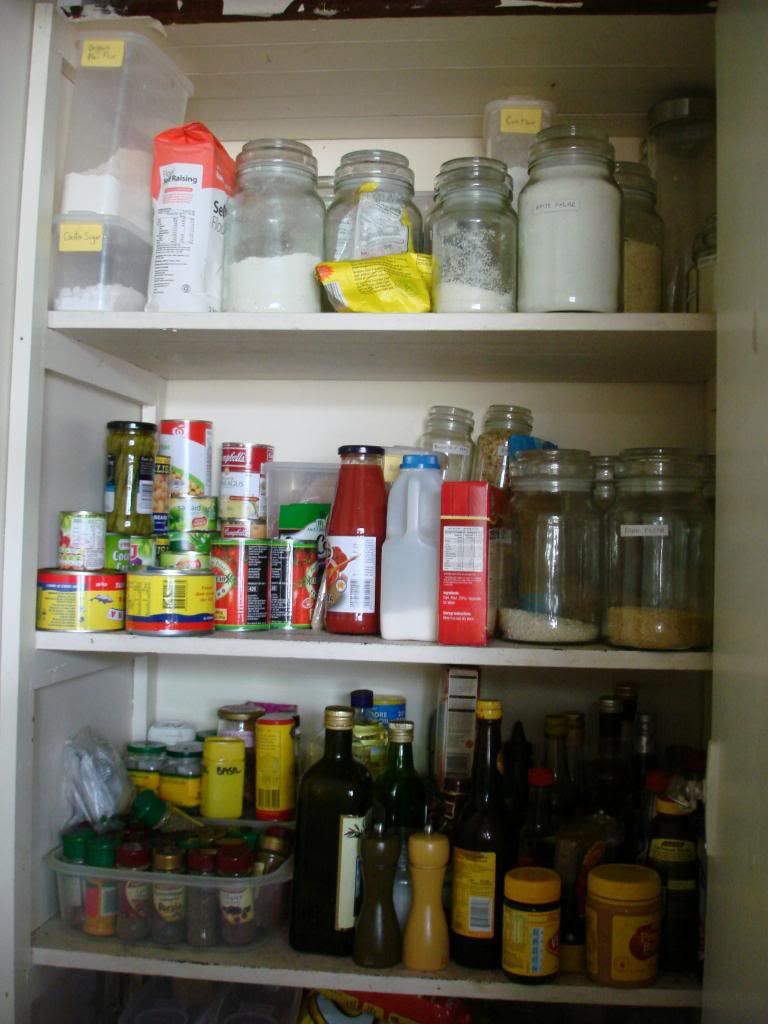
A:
<box><xmin>62</xmin><ymin>727</ymin><xmax>134</xmax><ymax>831</ymax></box>
<box><xmin>299</xmin><ymin>991</ymin><xmax>473</xmax><ymax>1024</ymax></box>
<box><xmin>316</xmin><ymin>253</ymin><xmax>432</xmax><ymax>313</ymax></box>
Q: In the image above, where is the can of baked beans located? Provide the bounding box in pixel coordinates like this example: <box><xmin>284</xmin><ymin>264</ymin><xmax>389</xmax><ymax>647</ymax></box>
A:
<box><xmin>211</xmin><ymin>539</ymin><xmax>270</xmax><ymax>631</ymax></box>
<box><xmin>219</xmin><ymin>443</ymin><xmax>273</xmax><ymax>520</ymax></box>
<box><xmin>37</xmin><ymin>568</ymin><xmax>125</xmax><ymax>632</ymax></box>
<box><xmin>159</xmin><ymin>420</ymin><xmax>213</xmax><ymax>497</ymax></box>
<box><xmin>268</xmin><ymin>539</ymin><xmax>321</xmax><ymax>630</ymax></box>
<box><xmin>126</xmin><ymin>567</ymin><xmax>215</xmax><ymax>636</ymax></box>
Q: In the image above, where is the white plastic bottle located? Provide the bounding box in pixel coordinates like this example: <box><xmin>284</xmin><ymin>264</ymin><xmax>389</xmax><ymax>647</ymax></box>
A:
<box><xmin>380</xmin><ymin>454</ymin><xmax>442</xmax><ymax>641</ymax></box>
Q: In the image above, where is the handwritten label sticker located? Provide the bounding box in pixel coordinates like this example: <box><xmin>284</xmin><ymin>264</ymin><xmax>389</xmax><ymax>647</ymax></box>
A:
<box><xmin>59</xmin><ymin>223</ymin><xmax>104</xmax><ymax>253</ymax></box>
<box><xmin>81</xmin><ymin>39</ymin><xmax>125</xmax><ymax>68</ymax></box>
<box><xmin>499</xmin><ymin>107</ymin><xmax>544</xmax><ymax>135</ymax></box>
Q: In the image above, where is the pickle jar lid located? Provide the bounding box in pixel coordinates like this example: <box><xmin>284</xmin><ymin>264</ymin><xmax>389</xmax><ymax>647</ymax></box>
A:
<box><xmin>476</xmin><ymin>699</ymin><xmax>502</xmax><ymax>721</ymax></box>
<box><xmin>655</xmin><ymin>796</ymin><xmax>694</xmax><ymax>816</ymax></box>
<box><xmin>106</xmin><ymin>421</ymin><xmax>157</xmax><ymax>433</ymax></box>
<box><xmin>126</xmin><ymin>741</ymin><xmax>167</xmax><ymax>757</ymax></box>
<box><xmin>505</xmin><ymin>867</ymin><xmax>561</xmax><ymax>904</ymax></box>
<box><xmin>324</xmin><ymin>706</ymin><xmax>354</xmax><ymax>730</ymax></box>
<box><xmin>203</xmin><ymin>736</ymin><xmax>245</xmax><ymax>761</ymax></box>
<box><xmin>588</xmin><ymin>864</ymin><xmax>661</xmax><ymax>902</ymax></box>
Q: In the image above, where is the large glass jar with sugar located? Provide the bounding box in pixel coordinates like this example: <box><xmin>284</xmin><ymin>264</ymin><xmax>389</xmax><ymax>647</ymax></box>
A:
<box><xmin>603</xmin><ymin>448</ymin><xmax>714</xmax><ymax>651</ymax></box>
<box><xmin>430</xmin><ymin>157</ymin><xmax>517</xmax><ymax>313</ymax></box>
<box><xmin>615</xmin><ymin>162</ymin><xmax>664</xmax><ymax>313</ymax></box>
<box><xmin>518</xmin><ymin>125</ymin><xmax>621</xmax><ymax>312</ymax></box>
<box><xmin>499</xmin><ymin>449</ymin><xmax>601</xmax><ymax>644</ymax></box>
<box><xmin>222</xmin><ymin>139</ymin><xmax>324</xmax><ymax>312</ymax></box>
<box><xmin>325</xmin><ymin>150</ymin><xmax>422</xmax><ymax>261</ymax></box>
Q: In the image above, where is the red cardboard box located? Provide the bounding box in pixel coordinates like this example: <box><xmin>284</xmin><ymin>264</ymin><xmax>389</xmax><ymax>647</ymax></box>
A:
<box><xmin>438</xmin><ymin>482</ymin><xmax>506</xmax><ymax>646</ymax></box>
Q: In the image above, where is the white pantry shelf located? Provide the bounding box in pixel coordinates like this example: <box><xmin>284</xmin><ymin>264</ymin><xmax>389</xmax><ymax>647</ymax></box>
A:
<box><xmin>31</xmin><ymin>917</ymin><xmax>701</xmax><ymax>1008</ymax></box>
<box><xmin>34</xmin><ymin>630</ymin><xmax>712</xmax><ymax>671</ymax></box>
<box><xmin>46</xmin><ymin>312</ymin><xmax>716</xmax><ymax>384</ymax></box>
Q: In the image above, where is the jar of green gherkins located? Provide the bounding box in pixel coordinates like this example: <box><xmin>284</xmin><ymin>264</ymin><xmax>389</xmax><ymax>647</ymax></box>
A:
<box><xmin>104</xmin><ymin>421</ymin><xmax>157</xmax><ymax>536</ymax></box>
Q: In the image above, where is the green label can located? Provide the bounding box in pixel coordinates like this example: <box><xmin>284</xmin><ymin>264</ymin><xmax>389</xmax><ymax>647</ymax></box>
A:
<box><xmin>105</xmin><ymin>534</ymin><xmax>157</xmax><ymax>571</ymax></box>
<box><xmin>168</xmin><ymin>496</ymin><xmax>218</xmax><ymax>533</ymax></box>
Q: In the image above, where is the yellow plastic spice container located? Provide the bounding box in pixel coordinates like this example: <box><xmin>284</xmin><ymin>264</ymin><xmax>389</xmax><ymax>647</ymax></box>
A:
<box><xmin>200</xmin><ymin>737</ymin><xmax>245</xmax><ymax>819</ymax></box>
<box><xmin>502</xmin><ymin>867</ymin><xmax>561</xmax><ymax>983</ymax></box>
<box><xmin>586</xmin><ymin>864</ymin><xmax>661</xmax><ymax>987</ymax></box>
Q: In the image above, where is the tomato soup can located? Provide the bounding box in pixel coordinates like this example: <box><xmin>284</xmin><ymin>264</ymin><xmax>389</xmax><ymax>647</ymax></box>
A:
<box><xmin>219</xmin><ymin>518</ymin><xmax>268</xmax><ymax>540</ymax></box>
<box><xmin>153</xmin><ymin>454</ymin><xmax>171</xmax><ymax>534</ymax></box>
<box><xmin>255</xmin><ymin>712</ymin><xmax>296</xmax><ymax>821</ymax></box>
<box><xmin>268</xmin><ymin>539</ymin><xmax>321</xmax><ymax>630</ymax></box>
<box><xmin>211</xmin><ymin>539</ymin><xmax>270</xmax><ymax>632</ymax></box>
<box><xmin>219</xmin><ymin>443</ymin><xmax>273</xmax><ymax>514</ymax></box>
<box><xmin>168</xmin><ymin>495</ymin><xmax>218</xmax><ymax>533</ymax></box>
<box><xmin>159</xmin><ymin>420</ymin><xmax>213</xmax><ymax>497</ymax></box>
<box><xmin>126</xmin><ymin>567</ymin><xmax>215</xmax><ymax>636</ymax></box>
<box><xmin>105</xmin><ymin>533</ymin><xmax>157</xmax><ymax>571</ymax></box>
<box><xmin>37</xmin><ymin>568</ymin><xmax>125</xmax><ymax>632</ymax></box>
<box><xmin>160</xmin><ymin>550</ymin><xmax>211</xmax><ymax>571</ymax></box>
<box><xmin>58</xmin><ymin>511</ymin><xmax>106</xmax><ymax>571</ymax></box>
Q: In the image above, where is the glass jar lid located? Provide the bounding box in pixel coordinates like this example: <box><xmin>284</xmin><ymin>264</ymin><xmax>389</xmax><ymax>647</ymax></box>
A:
<box><xmin>217</xmin><ymin>704</ymin><xmax>265</xmax><ymax>724</ymax></box>
<box><xmin>513</xmin><ymin>448</ymin><xmax>593</xmax><ymax>480</ymax></box>
<box><xmin>482</xmin><ymin>404</ymin><xmax>534</xmax><ymax>433</ymax></box>
<box><xmin>529</xmin><ymin>124</ymin><xmax>615</xmax><ymax>171</ymax></box>
<box><xmin>614</xmin><ymin>161</ymin><xmax>657</xmax><ymax>201</ymax></box>
<box><xmin>237</xmin><ymin>138</ymin><xmax>318</xmax><ymax>179</ymax></box>
<box><xmin>425</xmin><ymin>405</ymin><xmax>475</xmax><ymax>429</ymax></box>
<box><xmin>615</xmin><ymin>447</ymin><xmax>706</xmax><ymax>479</ymax></box>
<box><xmin>335</xmin><ymin>148</ymin><xmax>414</xmax><ymax>190</ymax></box>
<box><xmin>437</xmin><ymin>156</ymin><xmax>510</xmax><ymax>195</ymax></box>
<box><xmin>338</xmin><ymin>444</ymin><xmax>385</xmax><ymax>456</ymax></box>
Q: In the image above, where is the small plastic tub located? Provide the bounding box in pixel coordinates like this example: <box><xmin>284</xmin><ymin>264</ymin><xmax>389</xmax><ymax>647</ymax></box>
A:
<box><xmin>260</xmin><ymin>462</ymin><xmax>338</xmax><ymax>538</ymax></box>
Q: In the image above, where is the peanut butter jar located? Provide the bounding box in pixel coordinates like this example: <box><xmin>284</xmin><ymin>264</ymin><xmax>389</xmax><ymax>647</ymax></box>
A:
<box><xmin>586</xmin><ymin>864</ymin><xmax>661</xmax><ymax>987</ymax></box>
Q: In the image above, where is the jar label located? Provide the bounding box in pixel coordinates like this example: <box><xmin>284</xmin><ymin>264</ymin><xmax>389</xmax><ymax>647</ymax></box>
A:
<box><xmin>451</xmin><ymin>848</ymin><xmax>496</xmax><ymax>937</ymax></box>
<box><xmin>502</xmin><ymin>904</ymin><xmax>560</xmax><ymax>977</ymax></box>
<box><xmin>127</xmin><ymin>768</ymin><xmax>161</xmax><ymax>794</ymax></box>
<box><xmin>219</xmin><ymin>885</ymin><xmax>255</xmax><ymax>925</ymax></box>
<box><xmin>81</xmin><ymin>39</ymin><xmax>125</xmax><ymax>67</ymax></box>
<box><xmin>153</xmin><ymin>883</ymin><xmax>185</xmax><ymax>922</ymax></box>
<box><xmin>431</xmin><ymin>441</ymin><xmax>471</xmax><ymax>457</ymax></box>
<box><xmin>587</xmin><ymin>905</ymin><xmax>659</xmax><ymax>983</ymax></box>
<box><xmin>533</xmin><ymin>199</ymin><xmax>581</xmax><ymax>215</ymax></box>
<box><xmin>649</xmin><ymin>838</ymin><xmax>697</xmax><ymax>863</ymax></box>
<box><xmin>159</xmin><ymin>772</ymin><xmax>201</xmax><ymax>809</ymax></box>
<box><xmin>499</xmin><ymin>107</ymin><xmax>543</xmax><ymax>135</ymax></box>
<box><xmin>120</xmin><ymin>880</ymin><xmax>151</xmax><ymax>919</ymax></box>
<box><xmin>335</xmin><ymin>812</ymin><xmax>370</xmax><ymax>930</ymax></box>
<box><xmin>620</xmin><ymin>524</ymin><xmax>670</xmax><ymax>538</ymax></box>
<box><xmin>442</xmin><ymin>526</ymin><xmax>485</xmax><ymax>574</ymax></box>
<box><xmin>326</xmin><ymin>536</ymin><xmax>376</xmax><ymax>615</ymax></box>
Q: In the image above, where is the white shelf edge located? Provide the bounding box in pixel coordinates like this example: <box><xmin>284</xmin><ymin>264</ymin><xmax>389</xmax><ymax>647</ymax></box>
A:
<box><xmin>31</xmin><ymin>919</ymin><xmax>702</xmax><ymax>1007</ymax></box>
<box><xmin>34</xmin><ymin>631</ymin><xmax>712</xmax><ymax>671</ymax></box>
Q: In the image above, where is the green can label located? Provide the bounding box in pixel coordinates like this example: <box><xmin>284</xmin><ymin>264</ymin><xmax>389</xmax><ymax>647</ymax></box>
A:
<box><xmin>105</xmin><ymin>534</ymin><xmax>157</xmax><ymax>571</ymax></box>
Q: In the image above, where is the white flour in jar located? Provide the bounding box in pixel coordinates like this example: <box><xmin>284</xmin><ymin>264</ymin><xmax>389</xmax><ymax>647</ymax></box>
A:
<box><xmin>224</xmin><ymin>252</ymin><xmax>321</xmax><ymax>312</ymax></box>
<box><xmin>61</xmin><ymin>148</ymin><xmax>153</xmax><ymax>236</ymax></box>
<box><xmin>53</xmin><ymin>283</ymin><xmax>146</xmax><ymax>312</ymax></box>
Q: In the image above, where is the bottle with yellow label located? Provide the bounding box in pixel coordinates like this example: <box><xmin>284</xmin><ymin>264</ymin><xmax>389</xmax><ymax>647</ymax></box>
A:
<box><xmin>502</xmin><ymin>867</ymin><xmax>561</xmax><ymax>983</ymax></box>
<box><xmin>450</xmin><ymin>699</ymin><xmax>515</xmax><ymax>969</ymax></box>
<box><xmin>648</xmin><ymin>796</ymin><xmax>698</xmax><ymax>972</ymax></box>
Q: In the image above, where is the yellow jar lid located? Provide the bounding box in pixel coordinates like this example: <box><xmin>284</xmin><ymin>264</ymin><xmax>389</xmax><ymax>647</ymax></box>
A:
<box><xmin>203</xmin><ymin>736</ymin><xmax>245</xmax><ymax>760</ymax></box>
<box><xmin>505</xmin><ymin>867</ymin><xmax>561</xmax><ymax>903</ymax></box>
<box><xmin>477</xmin><ymin>699</ymin><xmax>502</xmax><ymax>720</ymax></box>
<box><xmin>588</xmin><ymin>864</ymin><xmax>660</xmax><ymax>902</ymax></box>
<box><xmin>655</xmin><ymin>797</ymin><xmax>693</xmax><ymax>816</ymax></box>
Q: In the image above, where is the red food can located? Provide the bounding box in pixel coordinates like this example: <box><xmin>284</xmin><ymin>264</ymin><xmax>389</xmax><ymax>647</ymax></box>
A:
<box><xmin>269</xmin><ymin>540</ymin><xmax>321</xmax><ymax>630</ymax></box>
<box><xmin>211</xmin><ymin>539</ymin><xmax>270</xmax><ymax>632</ymax></box>
<box><xmin>219</xmin><ymin>443</ymin><xmax>274</xmax><ymax>520</ymax></box>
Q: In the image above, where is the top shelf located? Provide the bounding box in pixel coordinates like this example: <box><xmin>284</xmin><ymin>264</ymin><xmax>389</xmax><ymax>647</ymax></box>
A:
<box><xmin>47</xmin><ymin>312</ymin><xmax>715</xmax><ymax>384</ymax></box>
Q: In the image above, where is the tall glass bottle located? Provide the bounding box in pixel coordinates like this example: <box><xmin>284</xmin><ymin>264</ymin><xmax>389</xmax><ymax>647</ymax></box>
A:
<box><xmin>543</xmin><ymin>714</ymin><xmax>574</xmax><ymax>824</ymax></box>
<box><xmin>289</xmin><ymin>706</ymin><xmax>373</xmax><ymax>955</ymax></box>
<box><xmin>564</xmin><ymin>711</ymin><xmax>586</xmax><ymax>816</ymax></box>
<box><xmin>585</xmin><ymin>697</ymin><xmax>634</xmax><ymax>856</ymax></box>
<box><xmin>450</xmin><ymin>700</ymin><xmax>513</xmax><ymax>969</ymax></box>
<box><xmin>614</xmin><ymin>681</ymin><xmax>639</xmax><ymax>760</ymax></box>
<box><xmin>373</xmin><ymin>721</ymin><xmax>427</xmax><ymax>830</ymax></box>
<box><xmin>517</xmin><ymin>767</ymin><xmax>556</xmax><ymax>869</ymax></box>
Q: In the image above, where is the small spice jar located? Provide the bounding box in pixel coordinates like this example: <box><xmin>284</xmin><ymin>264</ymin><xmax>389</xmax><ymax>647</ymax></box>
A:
<box><xmin>186</xmin><ymin>846</ymin><xmax>220</xmax><ymax>948</ymax></box>
<box><xmin>125</xmin><ymin>741</ymin><xmax>166</xmax><ymax>795</ymax></box>
<box><xmin>586</xmin><ymin>864</ymin><xmax>661</xmax><ymax>988</ymax></box>
<box><xmin>158</xmin><ymin>742</ymin><xmax>203</xmax><ymax>814</ymax></box>
<box><xmin>473</xmin><ymin>404</ymin><xmax>533</xmax><ymax>487</ymax></box>
<box><xmin>83</xmin><ymin>837</ymin><xmax>117</xmax><ymax>938</ymax></box>
<box><xmin>603</xmin><ymin>447</ymin><xmax>714</xmax><ymax>650</ymax></box>
<box><xmin>201</xmin><ymin>736</ymin><xmax>246</xmax><ymax>819</ymax></box>
<box><xmin>253</xmin><ymin>834</ymin><xmax>287</xmax><ymax>876</ymax></box>
<box><xmin>151</xmin><ymin>847</ymin><xmax>186</xmax><ymax>946</ymax></box>
<box><xmin>430</xmin><ymin>156</ymin><xmax>518</xmax><ymax>313</ymax></box>
<box><xmin>60</xmin><ymin>825</ymin><xmax>95</xmax><ymax>929</ymax></box>
<box><xmin>115</xmin><ymin>842</ymin><xmax>151</xmax><ymax>942</ymax></box>
<box><xmin>419</xmin><ymin>405</ymin><xmax>475</xmax><ymax>483</ymax></box>
<box><xmin>500</xmin><ymin>449</ymin><xmax>601</xmax><ymax>644</ymax></box>
<box><xmin>218</xmin><ymin>843</ymin><xmax>258</xmax><ymax>946</ymax></box>
<box><xmin>502</xmin><ymin>867</ymin><xmax>561</xmax><ymax>983</ymax></box>
<box><xmin>615</xmin><ymin>161</ymin><xmax>663</xmax><ymax>312</ymax></box>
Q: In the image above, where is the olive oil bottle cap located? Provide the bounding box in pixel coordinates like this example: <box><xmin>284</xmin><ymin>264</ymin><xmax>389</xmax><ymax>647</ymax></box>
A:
<box><xmin>477</xmin><ymin>699</ymin><xmax>502</xmax><ymax>721</ymax></box>
<box><xmin>325</xmin><ymin>706</ymin><xmax>354</xmax><ymax>730</ymax></box>
<box><xmin>389</xmin><ymin>720</ymin><xmax>415</xmax><ymax>743</ymax></box>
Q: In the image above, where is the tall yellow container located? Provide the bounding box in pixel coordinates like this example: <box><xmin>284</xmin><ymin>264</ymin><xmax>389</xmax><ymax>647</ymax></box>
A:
<box><xmin>200</xmin><ymin>736</ymin><xmax>245</xmax><ymax>819</ymax></box>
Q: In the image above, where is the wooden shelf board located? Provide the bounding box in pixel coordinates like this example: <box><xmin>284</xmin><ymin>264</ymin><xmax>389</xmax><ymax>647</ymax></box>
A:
<box><xmin>34</xmin><ymin>630</ymin><xmax>712</xmax><ymax>672</ymax></box>
<box><xmin>31</xmin><ymin>918</ymin><xmax>702</xmax><ymax>1007</ymax></box>
<box><xmin>46</xmin><ymin>312</ymin><xmax>716</xmax><ymax>384</ymax></box>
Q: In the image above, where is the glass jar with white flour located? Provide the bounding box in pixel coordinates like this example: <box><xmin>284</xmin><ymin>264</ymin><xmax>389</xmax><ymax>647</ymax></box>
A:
<box><xmin>517</xmin><ymin>125</ymin><xmax>621</xmax><ymax>312</ymax></box>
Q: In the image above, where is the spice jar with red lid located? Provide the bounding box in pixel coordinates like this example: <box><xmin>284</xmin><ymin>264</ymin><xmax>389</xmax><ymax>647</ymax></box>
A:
<box><xmin>116</xmin><ymin>842</ymin><xmax>151</xmax><ymax>942</ymax></box>
<box><xmin>217</xmin><ymin>844</ymin><xmax>257</xmax><ymax>946</ymax></box>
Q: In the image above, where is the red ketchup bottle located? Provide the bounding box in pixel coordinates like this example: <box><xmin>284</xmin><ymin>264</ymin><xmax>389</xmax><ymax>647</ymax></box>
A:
<box><xmin>325</xmin><ymin>445</ymin><xmax>387</xmax><ymax>635</ymax></box>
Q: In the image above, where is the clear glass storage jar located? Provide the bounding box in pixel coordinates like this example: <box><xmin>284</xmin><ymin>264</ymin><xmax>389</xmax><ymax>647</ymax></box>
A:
<box><xmin>615</xmin><ymin>162</ymin><xmax>663</xmax><ymax>313</ymax></box>
<box><xmin>688</xmin><ymin>212</ymin><xmax>717</xmax><ymax>313</ymax></box>
<box><xmin>518</xmin><ymin>125</ymin><xmax>621</xmax><ymax>313</ymax></box>
<box><xmin>325</xmin><ymin>149</ymin><xmax>423</xmax><ymax>261</ymax></box>
<box><xmin>431</xmin><ymin>157</ymin><xmax>518</xmax><ymax>313</ymax></box>
<box><xmin>592</xmin><ymin>456</ymin><xmax>616</xmax><ymax>512</ymax></box>
<box><xmin>473</xmin><ymin>404</ymin><xmax>533</xmax><ymax>487</ymax></box>
<box><xmin>499</xmin><ymin>449</ymin><xmax>601</xmax><ymax>644</ymax></box>
<box><xmin>603</xmin><ymin>448</ymin><xmax>714</xmax><ymax>650</ymax></box>
<box><xmin>419</xmin><ymin>405</ymin><xmax>475</xmax><ymax>482</ymax></box>
<box><xmin>222</xmin><ymin>139</ymin><xmax>324</xmax><ymax>313</ymax></box>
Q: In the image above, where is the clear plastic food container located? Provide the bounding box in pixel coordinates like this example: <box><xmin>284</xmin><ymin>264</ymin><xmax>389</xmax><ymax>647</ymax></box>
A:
<box><xmin>260</xmin><ymin>462</ymin><xmax>338</xmax><ymax>538</ymax></box>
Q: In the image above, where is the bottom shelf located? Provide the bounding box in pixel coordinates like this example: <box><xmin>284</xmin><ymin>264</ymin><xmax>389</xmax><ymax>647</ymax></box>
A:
<box><xmin>31</xmin><ymin>917</ymin><xmax>701</xmax><ymax>1008</ymax></box>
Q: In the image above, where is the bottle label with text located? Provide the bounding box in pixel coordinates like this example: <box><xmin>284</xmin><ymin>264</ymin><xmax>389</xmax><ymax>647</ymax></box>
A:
<box><xmin>335</xmin><ymin>812</ymin><xmax>370</xmax><ymax>930</ymax></box>
<box><xmin>451</xmin><ymin>848</ymin><xmax>496</xmax><ymax>938</ymax></box>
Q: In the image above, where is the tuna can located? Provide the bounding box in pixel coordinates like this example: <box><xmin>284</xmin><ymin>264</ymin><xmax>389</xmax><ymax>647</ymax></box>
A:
<box><xmin>219</xmin><ymin>443</ymin><xmax>273</xmax><ymax>519</ymax></box>
<box><xmin>58</xmin><ymin>511</ymin><xmax>106</xmax><ymax>571</ymax></box>
<box><xmin>268</xmin><ymin>539</ymin><xmax>321</xmax><ymax>630</ymax></box>
<box><xmin>125</xmin><ymin>567</ymin><xmax>215</xmax><ymax>636</ymax></box>
<box><xmin>159</xmin><ymin>550</ymin><xmax>211</xmax><ymax>571</ymax></box>
<box><xmin>219</xmin><ymin>518</ymin><xmax>268</xmax><ymax>540</ymax></box>
<box><xmin>211</xmin><ymin>539</ymin><xmax>270</xmax><ymax>631</ymax></box>
<box><xmin>168</xmin><ymin>530</ymin><xmax>214</xmax><ymax>554</ymax></box>
<box><xmin>255</xmin><ymin>712</ymin><xmax>297</xmax><ymax>821</ymax></box>
<box><xmin>153</xmin><ymin>454</ymin><xmax>170</xmax><ymax>534</ymax></box>
<box><xmin>105</xmin><ymin>534</ymin><xmax>156</xmax><ymax>571</ymax></box>
<box><xmin>37</xmin><ymin>568</ymin><xmax>125</xmax><ymax>632</ymax></box>
<box><xmin>168</xmin><ymin>495</ymin><xmax>218</xmax><ymax>533</ymax></box>
<box><xmin>159</xmin><ymin>420</ymin><xmax>213</xmax><ymax>497</ymax></box>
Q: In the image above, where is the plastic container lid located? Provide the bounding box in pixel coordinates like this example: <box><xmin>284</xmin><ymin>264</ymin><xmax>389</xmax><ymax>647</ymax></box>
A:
<box><xmin>655</xmin><ymin>796</ymin><xmax>694</xmax><ymax>816</ymax></box>
<box><xmin>85</xmin><ymin>837</ymin><xmax>116</xmax><ymax>868</ymax></box>
<box><xmin>116</xmin><ymin>842</ymin><xmax>151</xmax><ymax>870</ymax></box>
<box><xmin>61</xmin><ymin>827</ymin><xmax>95</xmax><ymax>862</ymax></box>
<box><xmin>588</xmin><ymin>864</ymin><xmax>661</xmax><ymax>902</ymax></box>
<box><xmin>278</xmin><ymin>503</ymin><xmax>331</xmax><ymax>532</ymax></box>
<box><xmin>505</xmin><ymin>866</ymin><xmax>561</xmax><ymax>904</ymax></box>
<box><xmin>350</xmin><ymin>689</ymin><xmax>374</xmax><ymax>708</ymax></box>
<box><xmin>477</xmin><ymin>699</ymin><xmax>502</xmax><ymax>720</ymax></box>
<box><xmin>166</xmin><ymin>742</ymin><xmax>204</xmax><ymax>759</ymax></box>
<box><xmin>373</xmin><ymin>694</ymin><xmax>405</xmax><ymax>706</ymax></box>
<box><xmin>126</xmin><ymin>741</ymin><xmax>167</xmax><ymax>757</ymax></box>
<box><xmin>148</xmin><ymin>720</ymin><xmax>197</xmax><ymax>745</ymax></box>
<box><xmin>400</xmin><ymin>453</ymin><xmax>441</xmax><ymax>470</ymax></box>
<box><xmin>132</xmin><ymin>789</ymin><xmax>169</xmax><ymax>828</ymax></box>
<box><xmin>528</xmin><ymin>766</ymin><xmax>554</xmax><ymax>787</ymax></box>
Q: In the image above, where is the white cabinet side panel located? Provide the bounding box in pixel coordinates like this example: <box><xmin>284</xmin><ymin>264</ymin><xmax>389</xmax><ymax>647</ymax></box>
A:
<box><xmin>705</xmin><ymin>1</ymin><xmax>768</xmax><ymax>1019</ymax></box>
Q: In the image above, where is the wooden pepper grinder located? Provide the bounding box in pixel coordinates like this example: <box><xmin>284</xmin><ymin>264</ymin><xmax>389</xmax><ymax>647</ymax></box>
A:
<box><xmin>353</xmin><ymin>822</ymin><xmax>402</xmax><ymax>967</ymax></box>
<box><xmin>403</xmin><ymin>825</ymin><xmax>450</xmax><ymax>971</ymax></box>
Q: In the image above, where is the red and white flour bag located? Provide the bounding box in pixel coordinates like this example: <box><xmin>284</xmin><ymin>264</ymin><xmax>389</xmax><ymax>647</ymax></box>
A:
<box><xmin>146</xmin><ymin>122</ymin><xmax>236</xmax><ymax>312</ymax></box>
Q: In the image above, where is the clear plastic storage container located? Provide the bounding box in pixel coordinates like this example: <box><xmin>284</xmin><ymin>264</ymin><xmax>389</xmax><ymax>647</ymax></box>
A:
<box><xmin>483</xmin><ymin>95</ymin><xmax>557</xmax><ymax>210</ymax></box>
<box><xmin>60</xmin><ymin>32</ymin><xmax>192</xmax><ymax>236</ymax></box>
<box><xmin>260</xmin><ymin>462</ymin><xmax>338</xmax><ymax>538</ymax></box>
<box><xmin>50</xmin><ymin>214</ymin><xmax>151</xmax><ymax>311</ymax></box>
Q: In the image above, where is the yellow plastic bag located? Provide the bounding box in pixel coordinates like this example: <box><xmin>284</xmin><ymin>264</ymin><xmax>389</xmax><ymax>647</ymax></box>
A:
<box><xmin>316</xmin><ymin>252</ymin><xmax>432</xmax><ymax>313</ymax></box>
